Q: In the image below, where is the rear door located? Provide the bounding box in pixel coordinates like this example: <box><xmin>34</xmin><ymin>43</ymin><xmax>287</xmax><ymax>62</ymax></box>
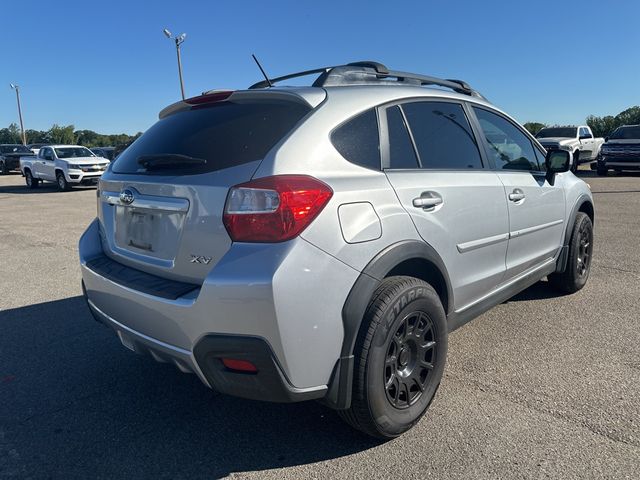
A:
<box><xmin>98</xmin><ymin>96</ymin><xmax>312</xmax><ymax>284</ymax></box>
<box><xmin>470</xmin><ymin>106</ymin><xmax>565</xmax><ymax>279</ymax></box>
<box><xmin>382</xmin><ymin>100</ymin><xmax>510</xmax><ymax>311</ymax></box>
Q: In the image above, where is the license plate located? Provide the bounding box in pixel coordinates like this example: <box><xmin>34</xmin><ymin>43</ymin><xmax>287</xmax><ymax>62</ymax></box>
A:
<box><xmin>127</xmin><ymin>210</ymin><xmax>154</xmax><ymax>251</ymax></box>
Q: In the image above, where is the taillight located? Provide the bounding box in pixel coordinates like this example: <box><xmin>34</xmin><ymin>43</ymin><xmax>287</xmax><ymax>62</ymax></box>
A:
<box><xmin>223</xmin><ymin>175</ymin><xmax>333</xmax><ymax>243</ymax></box>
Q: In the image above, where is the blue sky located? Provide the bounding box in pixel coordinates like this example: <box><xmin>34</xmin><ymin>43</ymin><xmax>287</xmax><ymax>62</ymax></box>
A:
<box><xmin>2</xmin><ymin>0</ymin><xmax>638</xmax><ymax>135</ymax></box>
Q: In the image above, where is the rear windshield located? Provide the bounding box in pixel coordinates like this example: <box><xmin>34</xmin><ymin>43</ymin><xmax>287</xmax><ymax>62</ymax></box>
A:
<box><xmin>609</xmin><ymin>126</ymin><xmax>640</xmax><ymax>140</ymax></box>
<box><xmin>112</xmin><ymin>99</ymin><xmax>311</xmax><ymax>175</ymax></box>
<box><xmin>536</xmin><ymin>127</ymin><xmax>577</xmax><ymax>138</ymax></box>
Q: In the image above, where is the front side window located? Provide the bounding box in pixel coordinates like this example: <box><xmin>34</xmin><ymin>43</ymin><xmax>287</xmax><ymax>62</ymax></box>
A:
<box><xmin>331</xmin><ymin>109</ymin><xmax>381</xmax><ymax>170</ymax></box>
<box><xmin>401</xmin><ymin>101</ymin><xmax>483</xmax><ymax>169</ymax></box>
<box><xmin>473</xmin><ymin>107</ymin><xmax>541</xmax><ymax>171</ymax></box>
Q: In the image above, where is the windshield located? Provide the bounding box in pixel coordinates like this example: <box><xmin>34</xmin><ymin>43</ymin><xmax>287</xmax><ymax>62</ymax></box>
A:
<box><xmin>54</xmin><ymin>147</ymin><xmax>95</xmax><ymax>159</ymax></box>
<box><xmin>536</xmin><ymin>128</ymin><xmax>577</xmax><ymax>139</ymax></box>
<box><xmin>0</xmin><ymin>145</ymin><xmax>32</xmax><ymax>154</ymax></box>
<box><xmin>609</xmin><ymin>126</ymin><xmax>640</xmax><ymax>140</ymax></box>
<box><xmin>112</xmin><ymin>99</ymin><xmax>311</xmax><ymax>175</ymax></box>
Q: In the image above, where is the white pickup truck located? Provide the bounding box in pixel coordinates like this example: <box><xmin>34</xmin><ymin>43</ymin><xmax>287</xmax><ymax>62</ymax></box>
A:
<box><xmin>20</xmin><ymin>145</ymin><xmax>109</xmax><ymax>191</ymax></box>
<box><xmin>535</xmin><ymin>126</ymin><xmax>604</xmax><ymax>172</ymax></box>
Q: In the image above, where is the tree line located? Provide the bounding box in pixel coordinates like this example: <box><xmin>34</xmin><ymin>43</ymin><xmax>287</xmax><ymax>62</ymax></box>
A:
<box><xmin>523</xmin><ymin>106</ymin><xmax>640</xmax><ymax>138</ymax></box>
<box><xmin>0</xmin><ymin>123</ymin><xmax>142</xmax><ymax>147</ymax></box>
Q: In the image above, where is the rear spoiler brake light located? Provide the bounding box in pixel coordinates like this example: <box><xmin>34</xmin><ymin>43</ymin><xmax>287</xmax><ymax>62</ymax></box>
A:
<box><xmin>158</xmin><ymin>90</ymin><xmax>234</xmax><ymax>119</ymax></box>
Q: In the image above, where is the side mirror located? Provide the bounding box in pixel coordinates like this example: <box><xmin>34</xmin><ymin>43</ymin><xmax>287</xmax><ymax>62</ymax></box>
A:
<box><xmin>545</xmin><ymin>150</ymin><xmax>571</xmax><ymax>183</ymax></box>
<box><xmin>604</xmin><ymin>136</ymin><xmax>609</xmax><ymax>142</ymax></box>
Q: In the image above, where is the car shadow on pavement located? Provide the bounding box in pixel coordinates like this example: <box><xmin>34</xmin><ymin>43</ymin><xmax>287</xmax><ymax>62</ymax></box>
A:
<box><xmin>0</xmin><ymin>297</ymin><xmax>380</xmax><ymax>479</ymax></box>
<box><xmin>503</xmin><ymin>280</ymin><xmax>561</xmax><ymax>302</ymax></box>
<box><xmin>0</xmin><ymin>183</ymin><xmax>95</xmax><ymax>194</ymax></box>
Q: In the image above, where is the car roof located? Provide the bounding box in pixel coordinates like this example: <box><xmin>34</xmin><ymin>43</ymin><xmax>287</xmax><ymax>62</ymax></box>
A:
<box><xmin>47</xmin><ymin>145</ymin><xmax>87</xmax><ymax>148</ymax></box>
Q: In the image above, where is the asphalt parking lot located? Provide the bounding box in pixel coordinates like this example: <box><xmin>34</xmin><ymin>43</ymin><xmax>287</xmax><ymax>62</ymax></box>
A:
<box><xmin>1</xmin><ymin>170</ymin><xmax>639</xmax><ymax>479</ymax></box>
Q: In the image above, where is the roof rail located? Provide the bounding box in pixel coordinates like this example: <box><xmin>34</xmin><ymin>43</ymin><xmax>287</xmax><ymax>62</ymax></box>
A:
<box><xmin>248</xmin><ymin>61</ymin><xmax>485</xmax><ymax>99</ymax></box>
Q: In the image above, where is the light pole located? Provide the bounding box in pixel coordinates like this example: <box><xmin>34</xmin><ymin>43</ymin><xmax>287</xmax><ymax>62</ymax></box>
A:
<box><xmin>163</xmin><ymin>28</ymin><xmax>187</xmax><ymax>100</ymax></box>
<box><xmin>9</xmin><ymin>83</ymin><xmax>27</xmax><ymax>145</ymax></box>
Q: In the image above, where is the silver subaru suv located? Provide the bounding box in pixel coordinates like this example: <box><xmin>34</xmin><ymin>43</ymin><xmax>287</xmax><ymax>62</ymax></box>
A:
<box><xmin>80</xmin><ymin>62</ymin><xmax>594</xmax><ymax>439</ymax></box>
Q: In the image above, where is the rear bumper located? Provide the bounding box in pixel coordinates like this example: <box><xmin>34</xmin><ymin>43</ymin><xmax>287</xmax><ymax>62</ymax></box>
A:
<box><xmin>84</xmin><ymin>289</ymin><xmax>324</xmax><ymax>402</ymax></box>
<box><xmin>79</xmin><ymin>218</ymin><xmax>359</xmax><ymax>399</ymax></box>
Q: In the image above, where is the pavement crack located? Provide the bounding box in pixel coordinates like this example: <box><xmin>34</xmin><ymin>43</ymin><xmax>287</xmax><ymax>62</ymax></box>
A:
<box><xmin>449</xmin><ymin>374</ymin><xmax>640</xmax><ymax>449</ymax></box>
<box><xmin>592</xmin><ymin>263</ymin><xmax>640</xmax><ymax>277</ymax></box>
<box><xmin>15</xmin><ymin>389</ymin><xmax>108</xmax><ymax>426</ymax></box>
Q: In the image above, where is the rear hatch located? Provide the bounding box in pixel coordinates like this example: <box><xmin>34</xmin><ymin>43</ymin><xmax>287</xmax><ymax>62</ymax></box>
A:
<box><xmin>97</xmin><ymin>93</ymin><xmax>314</xmax><ymax>284</ymax></box>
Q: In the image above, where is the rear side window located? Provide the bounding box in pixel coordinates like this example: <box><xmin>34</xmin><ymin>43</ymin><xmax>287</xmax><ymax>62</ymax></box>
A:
<box><xmin>386</xmin><ymin>106</ymin><xmax>419</xmax><ymax>169</ymax></box>
<box><xmin>401</xmin><ymin>101</ymin><xmax>483</xmax><ymax>169</ymax></box>
<box><xmin>112</xmin><ymin>99</ymin><xmax>311</xmax><ymax>175</ymax></box>
<box><xmin>331</xmin><ymin>109</ymin><xmax>381</xmax><ymax>170</ymax></box>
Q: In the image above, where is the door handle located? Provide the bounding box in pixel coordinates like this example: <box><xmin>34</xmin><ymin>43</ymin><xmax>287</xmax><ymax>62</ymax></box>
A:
<box><xmin>508</xmin><ymin>189</ymin><xmax>525</xmax><ymax>202</ymax></box>
<box><xmin>413</xmin><ymin>191</ymin><xmax>443</xmax><ymax>210</ymax></box>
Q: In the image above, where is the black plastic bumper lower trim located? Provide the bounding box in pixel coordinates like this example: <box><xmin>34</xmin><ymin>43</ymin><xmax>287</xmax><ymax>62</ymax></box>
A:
<box><xmin>193</xmin><ymin>334</ymin><xmax>327</xmax><ymax>403</ymax></box>
<box><xmin>85</xmin><ymin>254</ymin><xmax>199</xmax><ymax>300</ymax></box>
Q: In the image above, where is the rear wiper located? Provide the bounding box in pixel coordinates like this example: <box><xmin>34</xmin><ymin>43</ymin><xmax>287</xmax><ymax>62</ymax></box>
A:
<box><xmin>137</xmin><ymin>154</ymin><xmax>207</xmax><ymax>171</ymax></box>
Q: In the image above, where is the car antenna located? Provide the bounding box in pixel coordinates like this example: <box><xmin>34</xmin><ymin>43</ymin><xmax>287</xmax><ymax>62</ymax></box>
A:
<box><xmin>252</xmin><ymin>54</ymin><xmax>273</xmax><ymax>88</ymax></box>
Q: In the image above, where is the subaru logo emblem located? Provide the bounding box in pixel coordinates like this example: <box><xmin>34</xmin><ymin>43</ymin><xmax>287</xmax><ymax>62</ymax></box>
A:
<box><xmin>119</xmin><ymin>189</ymin><xmax>135</xmax><ymax>205</ymax></box>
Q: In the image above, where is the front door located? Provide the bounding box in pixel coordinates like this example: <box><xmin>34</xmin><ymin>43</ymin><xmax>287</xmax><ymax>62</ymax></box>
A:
<box><xmin>37</xmin><ymin>147</ymin><xmax>56</xmax><ymax>181</ymax></box>
<box><xmin>381</xmin><ymin>100</ymin><xmax>510</xmax><ymax>312</ymax></box>
<box><xmin>471</xmin><ymin>107</ymin><xmax>565</xmax><ymax>279</ymax></box>
<box><xmin>579</xmin><ymin>127</ymin><xmax>594</xmax><ymax>160</ymax></box>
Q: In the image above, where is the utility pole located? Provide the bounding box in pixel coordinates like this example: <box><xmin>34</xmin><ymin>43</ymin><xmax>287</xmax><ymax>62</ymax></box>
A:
<box><xmin>9</xmin><ymin>84</ymin><xmax>27</xmax><ymax>145</ymax></box>
<box><xmin>163</xmin><ymin>29</ymin><xmax>187</xmax><ymax>100</ymax></box>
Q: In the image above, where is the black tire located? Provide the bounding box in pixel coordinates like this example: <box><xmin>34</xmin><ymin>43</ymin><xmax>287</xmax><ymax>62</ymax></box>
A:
<box><xmin>0</xmin><ymin>160</ymin><xmax>7</xmax><ymax>175</ymax></box>
<box><xmin>596</xmin><ymin>164</ymin><xmax>608</xmax><ymax>176</ymax></box>
<box><xmin>338</xmin><ymin>276</ymin><xmax>448</xmax><ymax>439</ymax></box>
<box><xmin>548</xmin><ymin>212</ymin><xmax>593</xmax><ymax>294</ymax></box>
<box><xmin>25</xmin><ymin>170</ymin><xmax>39</xmax><ymax>189</ymax></box>
<box><xmin>56</xmin><ymin>171</ymin><xmax>71</xmax><ymax>191</ymax></box>
<box><xmin>571</xmin><ymin>151</ymin><xmax>580</xmax><ymax>173</ymax></box>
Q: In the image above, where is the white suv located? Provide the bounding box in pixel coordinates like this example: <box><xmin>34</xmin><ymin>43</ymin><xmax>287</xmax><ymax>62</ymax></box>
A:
<box><xmin>79</xmin><ymin>62</ymin><xmax>594</xmax><ymax>438</ymax></box>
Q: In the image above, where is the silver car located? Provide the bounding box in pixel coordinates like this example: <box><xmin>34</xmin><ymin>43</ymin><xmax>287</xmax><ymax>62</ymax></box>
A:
<box><xmin>80</xmin><ymin>62</ymin><xmax>594</xmax><ymax>438</ymax></box>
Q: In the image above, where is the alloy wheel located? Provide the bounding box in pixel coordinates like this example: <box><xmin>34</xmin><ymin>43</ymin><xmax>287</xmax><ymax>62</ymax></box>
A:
<box><xmin>577</xmin><ymin>221</ymin><xmax>592</xmax><ymax>277</ymax></box>
<box><xmin>384</xmin><ymin>311</ymin><xmax>437</xmax><ymax>409</ymax></box>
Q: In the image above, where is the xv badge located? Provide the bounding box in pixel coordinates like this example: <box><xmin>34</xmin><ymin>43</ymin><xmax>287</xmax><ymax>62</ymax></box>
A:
<box><xmin>190</xmin><ymin>255</ymin><xmax>212</xmax><ymax>265</ymax></box>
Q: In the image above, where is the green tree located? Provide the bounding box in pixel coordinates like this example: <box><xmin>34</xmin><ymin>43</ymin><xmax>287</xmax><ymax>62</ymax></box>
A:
<box><xmin>523</xmin><ymin>122</ymin><xmax>547</xmax><ymax>136</ymax></box>
<box><xmin>47</xmin><ymin>124</ymin><xmax>76</xmax><ymax>144</ymax></box>
<box><xmin>2</xmin><ymin>123</ymin><xmax>142</xmax><ymax>147</ymax></box>
<box><xmin>587</xmin><ymin>105</ymin><xmax>640</xmax><ymax>137</ymax></box>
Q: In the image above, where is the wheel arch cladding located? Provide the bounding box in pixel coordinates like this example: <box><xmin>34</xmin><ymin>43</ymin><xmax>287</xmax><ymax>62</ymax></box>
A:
<box><xmin>578</xmin><ymin>199</ymin><xmax>594</xmax><ymax>224</ymax></box>
<box><xmin>565</xmin><ymin>195</ymin><xmax>594</xmax><ymax>246</ymax></box>
<box><xmin>556</xmin><ymin>195</ymin><xmax>594</xmax><ymax>273</ymax></box>
<box><xmin>325</xmin><ymin>240</ymin><xmax>452</xmax><ymax>410</ymax></box>
<box><xmin>342</xmin><ymin>240</ymin><xmax>452</xmax><ymax>356</ymax></box>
